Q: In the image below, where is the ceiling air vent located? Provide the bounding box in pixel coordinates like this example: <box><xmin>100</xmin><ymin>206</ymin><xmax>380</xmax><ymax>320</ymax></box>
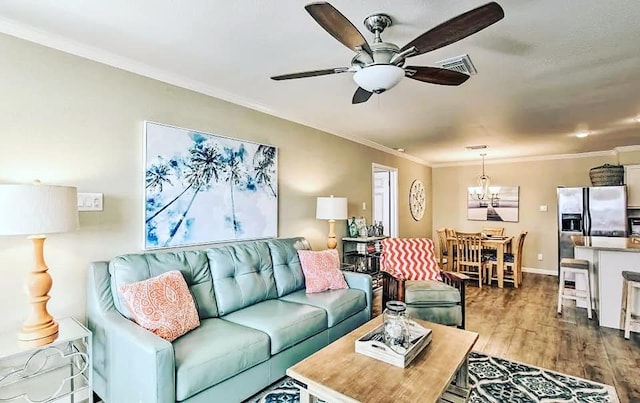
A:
<box><xmin>465</xmin><ymin>144</ymin><xmax>488</xmax><ymax>150</ymax></box>
<box><xmin>436</xmin><ymin>54</ymin><xmax>477</xmax><ymax>75</ymax></box>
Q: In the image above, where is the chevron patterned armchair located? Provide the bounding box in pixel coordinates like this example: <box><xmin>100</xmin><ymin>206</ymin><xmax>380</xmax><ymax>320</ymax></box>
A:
<box><xmin>380</xmin><ymin>238</ymin><xmax>468</xmax><ymax>329</ymax></box>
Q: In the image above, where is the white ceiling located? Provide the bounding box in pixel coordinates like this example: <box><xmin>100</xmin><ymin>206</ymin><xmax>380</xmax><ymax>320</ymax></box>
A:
<box><xmin>1</xmin><ymin>1</ymin><xmax>640</xmax><ymax>165</ymax></box>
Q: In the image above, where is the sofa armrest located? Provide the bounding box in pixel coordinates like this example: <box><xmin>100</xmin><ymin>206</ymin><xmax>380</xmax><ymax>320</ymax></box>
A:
<box><xmin>381</xmin><ymin>271</ymin><xmax>406</xmax><ymax>309</ymax></box>
<box><xmin>87</xmin><ymin>261</ymin><xmax>175</xmax><ymax>403</ymax></box>
<box><xmin>105</xmin><ymin>311</ymin><xmax>176</xmax><ymax>403</ymax></box>
<box><xmin>439</xmin><ymin>270</ymin><xmax>468</xmax><ymax>329</ymax></box>
<box><xmin>343</xmin><ymin>272</ymin><xmax>373</xmax><ymax>320</ymax></box>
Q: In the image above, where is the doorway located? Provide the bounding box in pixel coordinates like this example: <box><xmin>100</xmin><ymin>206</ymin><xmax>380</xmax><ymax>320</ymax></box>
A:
<box><xmin>372</xmin><ymin>164</ymin><xmax>398</xmax><ymax>237</ymax></box>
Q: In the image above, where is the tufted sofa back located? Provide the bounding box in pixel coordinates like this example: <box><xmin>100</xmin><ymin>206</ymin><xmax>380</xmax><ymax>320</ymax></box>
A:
<box><xmin>108</xmin><ymin>237</ymin><xmax>312</xmax><ymax>320</ymax></box>
<box><xmin>206</xmin><ymin>241</ymin><xmax>277</xmax><ymax>316</ymax></box>
<box><xmin>266</xmin><ymin>237</ymin><xmax>310</xmax><ymax>297</ymax></box>
<box><xmin>109</xmin><ymin>250</ymin><xmax>218</xmax><ymax>320</ymax></box>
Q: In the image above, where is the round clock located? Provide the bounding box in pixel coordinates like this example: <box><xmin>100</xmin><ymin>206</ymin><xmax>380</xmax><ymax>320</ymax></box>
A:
<box><xmin>409</xmin><ymin>179</ymin><xmax>426</xmax><ymax>221</ymax></box>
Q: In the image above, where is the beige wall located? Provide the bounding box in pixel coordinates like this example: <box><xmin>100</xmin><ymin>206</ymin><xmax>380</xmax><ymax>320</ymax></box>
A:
<box><xmin>433</xmin><ymin>151</ymin><xmax>640</xmax><ymax>272</ymax></box>
<box><xmin>0</xmin><ymin>34</ymin><xmax>431</xmax><ymax>331</ymax></box>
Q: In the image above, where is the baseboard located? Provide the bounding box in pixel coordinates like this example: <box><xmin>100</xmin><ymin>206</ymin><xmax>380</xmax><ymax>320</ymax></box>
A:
<box><xmin>522</xmin><ymin>266</ymin><xmax>557</xmax><ymax>276</ymax></box>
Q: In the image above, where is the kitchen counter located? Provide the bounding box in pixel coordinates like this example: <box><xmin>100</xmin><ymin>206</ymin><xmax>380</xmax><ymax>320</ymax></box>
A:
<box><xmin>572</xmin><ymin>235</ymin><xmax>640</xmax><ymax>252</ymax></box>
<box><xmin>571</xmin><ymin>236</ymin><xmax>640</xmax><ymax>332</ymax></box>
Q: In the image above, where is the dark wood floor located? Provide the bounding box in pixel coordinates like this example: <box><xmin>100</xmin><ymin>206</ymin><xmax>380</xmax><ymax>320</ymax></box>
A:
<box><xmin>374</xmin><ymin>273</ymin><xmax>640</xmax><ymax>401</ymax></box>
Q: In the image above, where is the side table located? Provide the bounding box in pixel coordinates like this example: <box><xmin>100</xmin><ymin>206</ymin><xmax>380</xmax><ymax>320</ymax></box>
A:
<box><xmin>0</xmin><ymin>317</ymin><xmax>93</xmax><ymax>403</ymax></box>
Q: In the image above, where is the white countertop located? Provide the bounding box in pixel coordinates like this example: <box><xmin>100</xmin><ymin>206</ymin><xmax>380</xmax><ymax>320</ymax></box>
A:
<box><xmin>573</xmin><ymin>236</ymin><xmax>640</xmax><ymax>252</ymax></box>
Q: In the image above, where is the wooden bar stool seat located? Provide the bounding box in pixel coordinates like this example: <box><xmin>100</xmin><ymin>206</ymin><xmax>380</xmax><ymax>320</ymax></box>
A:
<box><xmin>557</xmin><ymin>258</ymin><xmax>592</xmax><ymax>319</ymax></box>
<box><xmin>621</xmin><ymin>270</ymin><xmax>640</xmax><ymax>339</ymax></box>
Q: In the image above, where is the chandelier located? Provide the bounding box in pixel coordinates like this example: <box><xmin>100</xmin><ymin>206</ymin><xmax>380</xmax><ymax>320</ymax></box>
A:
<box><xmin>469</xmin><ymin>153</ymin><xmax>496</xmax><ymax>201</ymax></box>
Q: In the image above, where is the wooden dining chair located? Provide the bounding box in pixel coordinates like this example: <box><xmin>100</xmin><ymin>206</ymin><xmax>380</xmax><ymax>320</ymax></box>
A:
<box><xmin>486</xmin><ymin>231</ymin><xmax>528</xmax><ymax>287</ymax></box>
<box><xmin>482</xmin><ymin>227</ymin><xmax>505</xmax><ymax>236</ymax></box>
<box><xmin>481</xmin><ymin>227</ymin><xmax>505</xmax><ymax>257</ymax></box>
<box><xmin>454</xmin><ymin>232</ymin><xmax>489</xmax><ymax>288</ymax></box>
<box><xmin>436</xmin><ymin>227</ymin><xmax>450</xmax><ymax>271</ymax></box>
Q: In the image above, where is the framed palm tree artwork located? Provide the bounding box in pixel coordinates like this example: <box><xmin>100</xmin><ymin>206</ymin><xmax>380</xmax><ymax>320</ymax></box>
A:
<box><xmin>144</xmin><ymin>121</ymin><xmax>278</xmax><ymax>249</ymax></box>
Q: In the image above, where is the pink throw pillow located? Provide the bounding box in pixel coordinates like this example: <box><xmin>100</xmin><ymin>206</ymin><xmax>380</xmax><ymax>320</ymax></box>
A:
<box><xmin>298</xmin><ymin>249</ymin><xmax>348</xmax><ymax>294</ymax></box>
<box><xmin>119</xmin><ymin>270</ymin><xmax>200</xmax><ymax>341</ymax></box>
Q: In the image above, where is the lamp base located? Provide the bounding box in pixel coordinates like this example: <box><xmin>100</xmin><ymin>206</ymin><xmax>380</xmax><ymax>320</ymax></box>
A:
<box><xmin>18</xmin><ymin>235</ymin><xmax>59</xmax><ymax>349</ymax></box>
<box><xmin>18</xmin><ymin>319</ymin><xmax>59</xmax><ymax>348</ymax></box>
<box><xmin>327</xmin><ymin>219</ymin><xmax>338</xmax><ymax>249</ymax></box>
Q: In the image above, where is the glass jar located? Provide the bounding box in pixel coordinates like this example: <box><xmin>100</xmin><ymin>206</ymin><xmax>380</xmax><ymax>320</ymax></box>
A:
<box><xmin>383</xmin><ymin>300</ymin><xmax>411</xmax><ymax>354</ymax></box>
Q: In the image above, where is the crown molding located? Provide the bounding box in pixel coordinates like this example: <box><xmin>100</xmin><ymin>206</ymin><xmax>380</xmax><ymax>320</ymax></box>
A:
<box><xmin>1</xmin><ymin>17</ymin><xmax>636</xmax><ymax>169</ymax></box>
<box><xmin>0</xmin><ymin>17</ymin><xmax>429</xmax><ymax>167</ymax></box>
<box><xmin>614</xmin><ymin>145</ymin><xmax>640</xmax><ymax>153</ymax></box>
<box><xmin>431</xmin><ymin>149</ymin><xmax>625</xmax><ymax>168</ymax></box>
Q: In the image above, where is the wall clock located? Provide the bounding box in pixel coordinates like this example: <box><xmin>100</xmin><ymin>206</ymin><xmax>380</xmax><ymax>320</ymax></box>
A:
<box><xmin>409</xmin><ymin>179</ymin><xmax>426</xmax><ymax>221</ymax></box>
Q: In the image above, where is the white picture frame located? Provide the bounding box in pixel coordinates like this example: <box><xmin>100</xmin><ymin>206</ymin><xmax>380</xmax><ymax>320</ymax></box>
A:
<box><xmin>143</xmin><ymin>121</ymin><xmax>278</xmax><ymax>249</ymax></box>
<box><xmin>467</xmin><ymin>186</ymin><xmax>519</xmax><ymax>222</ymax></box>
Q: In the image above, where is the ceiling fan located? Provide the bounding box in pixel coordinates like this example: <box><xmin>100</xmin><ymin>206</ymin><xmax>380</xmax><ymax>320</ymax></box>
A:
<box><xmin>271</xmin><ymin>2</ymin><xmax>504</xmax><ymax>104</ymax></box>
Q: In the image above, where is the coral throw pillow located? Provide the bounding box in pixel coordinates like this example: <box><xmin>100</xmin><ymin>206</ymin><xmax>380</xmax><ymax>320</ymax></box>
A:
<box><xmin>298</xmin><ymin>249</ymin><xmax>348</xmax><ymax>294</ymax></box>
<box><xmin>119</xmin><ymin>270</ymin><xmax>200</xmax><ymax>341</ymax></box>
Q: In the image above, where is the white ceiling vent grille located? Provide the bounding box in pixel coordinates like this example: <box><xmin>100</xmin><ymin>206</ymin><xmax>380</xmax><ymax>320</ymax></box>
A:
<box><xmin>436</xmin><ymin>54</ymin><xmax>477</xmax><ymax>75</ymax></box>
<box><xmin>465</xmin><ymin>144</ymin><xmax>488</xmax><ymax>150</ymax></box>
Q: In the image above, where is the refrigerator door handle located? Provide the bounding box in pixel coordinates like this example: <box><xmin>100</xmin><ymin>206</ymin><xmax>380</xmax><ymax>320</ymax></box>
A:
<box><xmin>583</xmin><ymin>188</ymin><xmax>589</xmax><ymax>235</ymax></box>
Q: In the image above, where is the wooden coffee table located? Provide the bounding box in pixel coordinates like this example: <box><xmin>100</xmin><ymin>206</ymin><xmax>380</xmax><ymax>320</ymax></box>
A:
<box><xmin>286</xmin><ymin>316</ymin><xmax>478</xmax><ymax>403</ymax></box>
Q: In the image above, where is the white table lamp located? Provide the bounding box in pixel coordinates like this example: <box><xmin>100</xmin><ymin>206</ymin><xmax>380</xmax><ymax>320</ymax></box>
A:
<box><xmin>0</xmin><ymin>181</ymin><xmax>78</xmax><ymax>348</ymax></box>
<box><xmin>316</xmin><ymin>196</ymin><xmax>348</xmax><ymax>249</ymax></box>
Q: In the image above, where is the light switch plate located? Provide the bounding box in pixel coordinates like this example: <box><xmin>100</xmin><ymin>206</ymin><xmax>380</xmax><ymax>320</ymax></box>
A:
<box><xmin>539</xmin><ymin>205</ymin><xmax>548</xmax><ymax>212</ymax></box>
<box><xmin>78</xmin><ymin>192</ymin><xmax>103</xmax><ymax>211</ymax></box>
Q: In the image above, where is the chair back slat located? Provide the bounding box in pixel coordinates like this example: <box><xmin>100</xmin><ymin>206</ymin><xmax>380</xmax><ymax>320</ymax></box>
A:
<box><xmin>482</xmin><ymin>227</ymin><xmax>505</xmax><ymax>236</ymax></box>
<box><xmin>514</xmin><ymin>231</ymin><xmax>528</xmax><ymax>268</ymax></box>
<box><xmin>454</xmin><ymin>232</ymin><xmax>484</xmax><ymax>287</ymax></box>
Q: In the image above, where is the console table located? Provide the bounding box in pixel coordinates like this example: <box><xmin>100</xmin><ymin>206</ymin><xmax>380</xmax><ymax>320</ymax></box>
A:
<box><xmin>0</xmin><ymin>317</ymin><xmax>93</xmax><ymax>403</ymax></box>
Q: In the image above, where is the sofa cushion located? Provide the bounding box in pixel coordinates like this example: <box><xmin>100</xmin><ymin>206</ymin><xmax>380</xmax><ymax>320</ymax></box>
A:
<box><xmin>266</xmin><ymin>238</ymin><xmax>310</xmax><ymax>297</ymax></box>
<box><xmin>404</xmin><ymin>280</ymin><xmax>461</xmax><ymax>305</ymax></box>
<box><xmin>206</xmin><ymin>242</ymin><xmax>278</xmax><ymax>315</ymax></box>
<box><xmin>298</xmin><ymin>249</ymin><xmax>348</xmax><ymax>293</ymax></box>
<box><xmin>222</xmin><ymin>300</ymin><xmax>327</xmax><ymax>354</ymax></box>
<box><xmin>109</xmin><ymin>250</ymin><xmax>217</xmax><ymax>320</ymax></box>
<box><xmin>406</xmin><ymin>305</ymin><xmax>462</xmax><ymax>327</ymax></box>
<box><xmin>279</xmin><ymin>288</ymin><xmax>365</xmax><ymax>327</ymax></box>
<box><xmin>173</xmin><ymin>318</ymin><xmax>270</xmax><ymax>401</ymax></box>
<box><xmin>119</xmin><ymin>270</ymin><xmax>200</xmax><ymax>341</ymax></box>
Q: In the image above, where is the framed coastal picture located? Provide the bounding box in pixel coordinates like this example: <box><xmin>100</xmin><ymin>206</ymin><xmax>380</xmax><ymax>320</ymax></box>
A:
<box><xmin>143</xmin><ymin>121</ymin><xmax>278</xmax><ymax>249</ymax></box>
<box><xmin>467</xmin><ymin>186</ymin><xmax>519</xmax><ymax>222</ymax></box>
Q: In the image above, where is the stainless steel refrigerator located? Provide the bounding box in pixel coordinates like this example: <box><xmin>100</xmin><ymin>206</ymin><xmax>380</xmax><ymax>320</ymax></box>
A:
<box><xmin>557</xmin><ymin>186</ymin><xmax>628</xmax><ymax>276</ymax></box>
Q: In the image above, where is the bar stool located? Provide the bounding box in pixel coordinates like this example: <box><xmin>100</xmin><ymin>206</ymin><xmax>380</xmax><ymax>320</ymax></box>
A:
<box><xmin>621</xmin><ymin>271</ymin><xmax>640</xmax><ymax>339</ymax></box>
<box><xmin>557</xmin><ymin>258</ymin><xmax>592</xmax><ymax>319</ymax></box>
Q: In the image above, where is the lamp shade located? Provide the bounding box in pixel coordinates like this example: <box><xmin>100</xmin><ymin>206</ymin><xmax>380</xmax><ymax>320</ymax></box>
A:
<box><xmin>0</xmin><ymin>183</ymin><xmax>79</xmax><ymax>236</ymax></box>
<box><xmin>353</xmin><ymin>65</ymin><xmax>404</xmax><ymax>93</ymax></box>
<box><xmin>316</xmin><ymin>196</ymin><xmax>348</xmax><ymax>220</ymax></box>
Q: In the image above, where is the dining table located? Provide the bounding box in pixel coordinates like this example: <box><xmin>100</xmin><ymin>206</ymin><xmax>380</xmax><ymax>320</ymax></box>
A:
<box><xmin>446</xmin><ymin>235</ymin><xmax>513</xmax><ymax>288</ymax></box>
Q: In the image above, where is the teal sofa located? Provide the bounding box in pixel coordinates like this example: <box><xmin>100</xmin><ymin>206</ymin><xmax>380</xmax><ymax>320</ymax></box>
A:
<box><xmin>86</xmin><ymin>237</ymin><xmax>372</xmax><ymax>402</ymax></box>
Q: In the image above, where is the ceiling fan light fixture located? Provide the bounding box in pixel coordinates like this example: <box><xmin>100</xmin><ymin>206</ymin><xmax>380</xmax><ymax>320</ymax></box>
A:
<box><xmin>353</xmin><ymin>65</ymin><xmax>404</xmax><ymax>93</ymax></box>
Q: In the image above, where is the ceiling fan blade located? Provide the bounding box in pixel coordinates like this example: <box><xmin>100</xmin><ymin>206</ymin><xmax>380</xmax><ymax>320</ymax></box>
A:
<box><xmin>401</xmin><ymin>2</ymin><xmax>504</xmax><ymax>56</ymax></box>
<box><xmin>352</xmin><ymin>87</ymin><xmax>373</xmax><ymax>104</ymax></box>
<box><xmin>405</xmin><ymin>66</ymin><xmax>470</xmax><ymax>86</ymax></box>
<box><xmin>305</xmin><ymin>2</ymin><xmax>372</xmax><ymax>56</ymax></box>
<box><xmin>271</xmin><ymin>67</ymin><xmax>349</xmax><ymax>81</ymax></box>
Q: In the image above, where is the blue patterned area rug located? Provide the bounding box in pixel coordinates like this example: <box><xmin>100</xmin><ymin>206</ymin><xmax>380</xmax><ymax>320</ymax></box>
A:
<box><xmin>244</xmin><ymin>352</ymin><xmax>619</xmax><ymax>403</ymax></box>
